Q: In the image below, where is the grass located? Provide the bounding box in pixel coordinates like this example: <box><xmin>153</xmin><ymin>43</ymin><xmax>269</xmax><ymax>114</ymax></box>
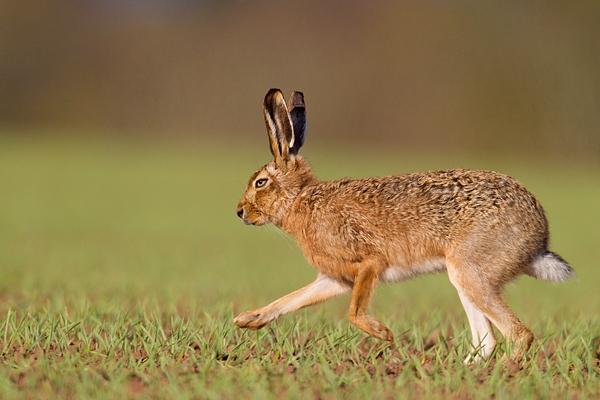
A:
<box><xmin>0</xmin><ymin>132</ymin><xmax>598</xmax><ymax>398</ymax></box>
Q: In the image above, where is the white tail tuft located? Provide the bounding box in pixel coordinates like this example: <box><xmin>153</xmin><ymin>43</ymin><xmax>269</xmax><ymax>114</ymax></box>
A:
<box><xmin>528</xmin><ymin>252</ymin><xmax>575</xmax><ymax>282</ymax></box>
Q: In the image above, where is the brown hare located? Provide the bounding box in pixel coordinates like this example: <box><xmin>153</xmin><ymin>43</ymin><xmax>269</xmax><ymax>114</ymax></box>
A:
<box><xmin>234</xmin><ymin>88</ymin><xmax>574</xmax><ymax>361</ymax></box>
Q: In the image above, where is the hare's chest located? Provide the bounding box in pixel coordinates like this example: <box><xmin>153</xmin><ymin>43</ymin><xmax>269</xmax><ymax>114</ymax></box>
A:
<box><xmin>294</xmin><ymin>231</ymin><xmax>376</xmax><ymax>281</ymax></box>
<box><xmin>302</xmin><ymin>249</ymin><xmax>365</xmax><ymax>282</ymax></box>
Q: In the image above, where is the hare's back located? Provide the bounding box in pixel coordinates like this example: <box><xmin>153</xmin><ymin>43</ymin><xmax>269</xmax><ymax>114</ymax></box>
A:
<box><xmin>303</xmin><ymin>168</ymin><xmax>547</xmax><ymax>235</ymax></box>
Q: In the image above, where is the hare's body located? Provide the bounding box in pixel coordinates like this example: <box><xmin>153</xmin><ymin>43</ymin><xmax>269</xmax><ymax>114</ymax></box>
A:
<box><xmin>234</xmin><ymin>89</ymin><xmax>573</xmax><ymax>361</ymax></box>
<box><xmin>284</xmin><ymin>165</ymin><xmax>548</xmax><ymax>284</ymax></box>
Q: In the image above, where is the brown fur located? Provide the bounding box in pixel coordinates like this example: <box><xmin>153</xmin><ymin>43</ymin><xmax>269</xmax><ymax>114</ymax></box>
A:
<box><xmin>234</xmin><ymin>89</ymin><xmax>574</xmax><ymax>362</ymax></box>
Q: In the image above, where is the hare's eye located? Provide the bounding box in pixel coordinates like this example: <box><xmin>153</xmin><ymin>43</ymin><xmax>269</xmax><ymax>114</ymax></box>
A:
<box><xmin>255</xmin><ymin>178</ymin><xmax>268</xmax><ymax>189</ymax></box>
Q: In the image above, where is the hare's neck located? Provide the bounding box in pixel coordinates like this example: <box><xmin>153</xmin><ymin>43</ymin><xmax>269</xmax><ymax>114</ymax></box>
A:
<box><xmin>279</xmin><ymin>181</ymin><xmax>319</xmax><ymax>236</ymax></box>
<box><xmin>271</xmin><ymin>190</ymin><xmax>302</xmax><ymax>229</ymax></box>
<box><xmin>277</xmin><ymin>156</ymin><xmax>316</xmax><ymax>232</ymax></box>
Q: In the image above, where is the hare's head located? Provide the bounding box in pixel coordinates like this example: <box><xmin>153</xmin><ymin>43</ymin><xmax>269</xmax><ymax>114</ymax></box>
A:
<box><xmin>236</xmin><ymin>89</ymin><xmax>313</xmax><ymax>227</ymax></box>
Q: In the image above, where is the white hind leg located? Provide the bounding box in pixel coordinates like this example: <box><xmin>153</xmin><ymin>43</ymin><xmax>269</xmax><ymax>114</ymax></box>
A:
<box><xmin>456</xmin><ymin>291</ymin><xmax>497</xmax><ymax>363</ymax></box>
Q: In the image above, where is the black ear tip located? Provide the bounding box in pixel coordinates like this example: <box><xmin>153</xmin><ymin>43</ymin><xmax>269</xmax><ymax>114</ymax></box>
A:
<box><xmin>266</xmin><ymin>88</ymin><xmax>282</xmax><ymax>99</ymax></box>
<box><xmin>289</xmin><ymin>92</ymin><xmax>305</xmax><ymax>108</ymax></box>
<box><xmin>264</xmin><ymin>89</ymin><xmax>285</xmax><ymax>108</ymax></box>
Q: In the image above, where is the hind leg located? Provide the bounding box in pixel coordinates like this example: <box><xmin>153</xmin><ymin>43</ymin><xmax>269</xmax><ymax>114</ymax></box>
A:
<box><xmin>455</xmin><ymin>291</ymin><xmax>496</xmax><ymax>362</ymax></box>
<box><xmin>472</xmin><ymin>291</ymin><xmax>533</xmax><ymax>361</ymax></box>
<box><xmin>448</xmin><ymin>264</ymin><xmax>533</xmax><ymax>362</ymax></box>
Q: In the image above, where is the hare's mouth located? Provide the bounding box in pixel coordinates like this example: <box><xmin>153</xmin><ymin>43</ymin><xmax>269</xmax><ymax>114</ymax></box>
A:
<box><xmin>236</xmin><ymin>206</ymin><xmax>266</xmax><ymax>226</ymax></box>
<box><xmin>240</xmin><ymin>216</ymin><xmax>261</xmax><ymax>226</ymax></box>
<box><xmin>245</xmin><ymin>219</ymin><xmax>265</xmax><ymax>226</ymax></box>
<box><xmin>244</xmin><ymin>216</ymin><xmax>269</xmax><ymax>227</ymax></box>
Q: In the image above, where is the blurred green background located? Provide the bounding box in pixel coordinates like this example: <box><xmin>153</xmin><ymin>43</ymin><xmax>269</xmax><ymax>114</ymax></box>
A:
<box><xmin>0</xmin><ymin>1</ymin><xmax>598</xmax><ymax>318</ymax></box>
<box><xmin>1</xmin><ymin>1</ymin><xmax>599</xmax><ymax>159</ymax></box>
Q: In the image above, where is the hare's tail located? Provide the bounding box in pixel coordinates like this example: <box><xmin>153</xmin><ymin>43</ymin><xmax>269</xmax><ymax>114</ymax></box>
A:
<box><xmin>528</xmin><ymin>252</ymin><xmax>575</xmax><ymax>282</ymax></box>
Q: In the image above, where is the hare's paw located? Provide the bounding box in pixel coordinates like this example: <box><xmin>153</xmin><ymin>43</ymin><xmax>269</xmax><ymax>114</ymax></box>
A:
<box><xmin>350</xmin><ymin>314</ymin><xmax>395</xmax><ymax>343</ymax></box>
<box><xmin>233</xmin><ymin>309</ymin><xmax>270</xmax><ymax>330</ymax></box>
<box><xmin>376</xmin><ymin>321</ymin><xmax>395</xmax><ymax>343</ymax></box>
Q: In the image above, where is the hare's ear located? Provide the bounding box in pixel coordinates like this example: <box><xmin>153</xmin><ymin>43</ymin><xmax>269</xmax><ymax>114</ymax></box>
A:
<box><xmin>263</xmin><ymin>88</ymin><xmax>294</xmax><ymax>167</ymax></box>
<box><xmin>288</xmin><ymin>91</ymin><xmax>306</xmax><ymax>156</ymax></box>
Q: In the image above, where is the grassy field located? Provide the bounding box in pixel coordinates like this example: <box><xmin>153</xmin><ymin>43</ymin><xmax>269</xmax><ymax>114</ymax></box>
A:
<box><xmin>0</xmin><ymin>133</ymin><xmax>598</xmax><ymax>398</ymax></box>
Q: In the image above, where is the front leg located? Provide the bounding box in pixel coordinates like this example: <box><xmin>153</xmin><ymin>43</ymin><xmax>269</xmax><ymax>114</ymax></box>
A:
<box><xmin>348</xmin><ymin>267</ymin><xmax>394</xmax><ymax>343</ymax></box>
<box><xmin>234</xmin><ymin>273</ymin><xmax>351</xmax><ymax>330</ymax></box>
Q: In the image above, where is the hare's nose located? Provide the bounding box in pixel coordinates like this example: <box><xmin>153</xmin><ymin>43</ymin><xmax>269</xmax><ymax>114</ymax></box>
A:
<box><xmin>236</xmin><ymin>207</ymin><xmax>244</xmax><ymax>219</ymax></box>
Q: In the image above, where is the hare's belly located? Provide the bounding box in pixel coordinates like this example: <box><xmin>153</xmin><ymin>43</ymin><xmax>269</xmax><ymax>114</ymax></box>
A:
<box><xmin>381</xmin><ymin>257</ymin><xmax>447</xmax><ymax>282</ymax></box>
